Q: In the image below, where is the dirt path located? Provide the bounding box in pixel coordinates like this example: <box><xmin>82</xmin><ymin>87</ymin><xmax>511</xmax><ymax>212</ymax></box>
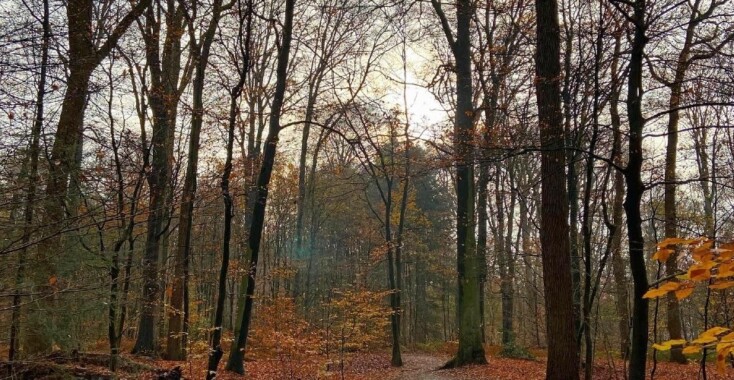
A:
<box><xmin>390</xmin><ymin>353</ymin><xmax>453</xmax><ymax>380</ymax></box>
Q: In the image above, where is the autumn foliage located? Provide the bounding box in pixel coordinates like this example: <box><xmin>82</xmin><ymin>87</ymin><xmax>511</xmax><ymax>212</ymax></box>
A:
<box><xmin>647</xmin><ymin>238</ymin><xmax>734</xmax><ymax>373</ymax></box>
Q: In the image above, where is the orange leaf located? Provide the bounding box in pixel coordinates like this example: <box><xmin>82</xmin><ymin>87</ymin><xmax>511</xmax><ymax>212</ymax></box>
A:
<box><xmin>675</xmin><ymin>287</ymin><xmax>694</xmax><ymax>300</ymax></box>
<box><xmin>653</xmin><ymin>248</ymin><xmax>674</xmax><ymax>262</ymax></box>
<box><xmin>643</xmin><ymin>288</ymin><xmax>669</xmax><ymax>299</ymax></box>
<box><xmin>709</xmin><ymin>281</ymin><xmax>734</xmax><ymax>290</ymax></box>
<box><xmin>690</xmin><ymin>268</ymin><xmax>711</xmax><ymax>281</ymax></box>
<box><xmin>48</xmin><ymin>275</ymin><xmax>57</xmax><ymax>286</ymax></box>
<box><xmin>721</xmin><ymin>332</ymin><xmax>734</xmax><ymax>343</ymax></box>
<box><xmin>718</xmin><ymin>262</ymin><xmax>734</xmax><ymax>278</ymax></box>
<box><xmin>657</xmin><ymin>237</ymin><xmax>696</xmax><ymax>248</ymax></box>
<box><xmin>658</xmin><ymin>281</ymin><xmax>680</xmax><ymax>292</ymax></box>
<box><xmin>693</xmin><ymin>241</ymin><xmax>714</xmax><ymax>260</ymax></box>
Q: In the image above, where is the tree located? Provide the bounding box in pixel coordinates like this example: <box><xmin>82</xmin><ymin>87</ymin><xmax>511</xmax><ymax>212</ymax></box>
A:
<box><xmin>431</xmin><ymin>0</ymin><xmax>487</xmax><ymax>367</ymax></box>
<box><xmin>533</xmin><ymin>0</ymin><xmax>579</xmax><ymax>378</ymax></box>
<box><xmin>207</xmin><ymin>0</ymin><xmax>252</xmax><ymax>376</ymax></box>
<box><xmin>132</xmin><ymin>0</ymin><xmax>191</xmax><ymax>355</ymax></box>
<box><xmin>165</xmin><ymin>0</ymin><xmax>233</xmax><ymax>360</ymax></box>
<box><xmin>225</xmin><ymin>0</ymin><xmax>295</xmax><ymax>373</ymax></box>
<box><xmin>25</xmin><ymin>0</ymin><xmax>152</xmax><ymax>355</ymax></box>
<box><xmin>612</xmin><ymin>0</ymin><xmax>650</xmax><ymax>377</ymax></box>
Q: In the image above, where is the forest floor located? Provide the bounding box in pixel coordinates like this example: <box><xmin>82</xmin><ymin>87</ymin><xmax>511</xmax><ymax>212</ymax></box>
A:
<box><xmin>2</xmin><ymin>347</ymin><xmax>734</xmax><ymax>379</ymax></box>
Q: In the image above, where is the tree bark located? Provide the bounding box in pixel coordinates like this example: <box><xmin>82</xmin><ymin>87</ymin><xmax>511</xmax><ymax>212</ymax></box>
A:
<box><xmin>9</xmin><ymin>0</ymin><xmax>49</xmax><ymax>360</ymax></box>
<box><xmin>621</xmin><ymin>2</ymin><xmax>650</xmax><ymax>378</ymax></box>
<box><xmin>133</xmin><ymin>1</ymin><xmax>186</xmax><ymax>355</ymax></box>
<box><xmin>225</xmin><ymin>0</ymin><xmax>295</xmax><ymax>373</ymax></box>
<box><xmin>26</xmin><ymin>0</ymin><xmax>151</xmax><ymax>355</ymax></box>
<box><xmin>165</xmin><ymin>0</ymin><xmax>227</xmax><ymax>360</ymax></box>
<box><xmin>207</xmin><ymin>5</ymin><xmax>251</xmax><ymax>377</ymax></box>
<box><xmin>534</xmin><ymin>0</ymin><xmax>579</xmax><ymax>378</ymax></box>
<box><xmin>431</xmin><ymin>0</ymin><xmax>487</xmax><ymax>367</ymax></box>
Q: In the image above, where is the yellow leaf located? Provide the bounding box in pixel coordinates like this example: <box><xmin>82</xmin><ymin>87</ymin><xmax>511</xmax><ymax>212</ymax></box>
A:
<box><xmin>709</xmin><ymin>281</ymin><xmax>734</xmax><ymax>290</ymax></box>
<box><xmin>717</xmin><ymin>342</ymin><xmax>734</xmax><ymax>355</ymax></box>
<box><xmin>652</xmin><ymin>343</ymin><xmax>672</xmax><ymax>351</ymax></box>
<box><xmin>661</xmin><ymin>339</ymin><xmax>687</xmax><ymax>347</ymax></box>
<box><xmin>675</xmin><ymin>287</ymin><xmax>695</xmax><ymax>300</ymax></box>
<box><xmin>682</xmin><ymin>345</ymin><xmax>702</xmax><ymax>355</ymax></box>
<box><xmin>702</xmin><ymin>327</ymin><xmax>730</xmax><ymax>338</ymax></box>
<box><xmin>720</xmin><ymin>332</ymin><xmax>734</xmax><ymax>343</ymax></box>
<box><xmin>692</xmin><ymin>336</ymin><xmax>717</xmax><ymax>345</ymax></box>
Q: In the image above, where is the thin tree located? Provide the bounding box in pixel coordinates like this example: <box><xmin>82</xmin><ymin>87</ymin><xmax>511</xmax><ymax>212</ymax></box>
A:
<box><xmin>8</xmin><ymin>0</ymin><xmax>50</xmax><ymax>360</ymax></box>
<box><xmin>611</xmin><ymin>0</ymin><xmax>650</xmax><ymax>377</ymax></box>
<box><xmin>165</xmin><ymin>0</ymin><xmax>233</xmax><ymax>360</ymax></box>
<box><xmin>207</xmin><ymin>0</ymin><xmax>252</xmax><ymax>377</ymax></box>
<box><xmin>225</xmin><ymin>0</ymin><xmax>295</xmax><ymax>373</ymax></box>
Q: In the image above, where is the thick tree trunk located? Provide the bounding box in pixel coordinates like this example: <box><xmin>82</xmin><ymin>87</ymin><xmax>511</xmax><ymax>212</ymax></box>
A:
<box><xmin>431</xmin><ymin>0</ymin><xmax>487</xmax><ymax>367</ymax></box>
<box><xmin>534</xmin><ymin>0</ymin><xmax>579</xmax><ymax>378</ymax></box>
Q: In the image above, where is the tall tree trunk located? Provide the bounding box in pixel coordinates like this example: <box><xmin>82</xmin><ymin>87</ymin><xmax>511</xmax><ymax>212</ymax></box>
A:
<box><xmin>9</xmin><ymin>0</ymin><xmax>49</xmax><ymax>360</ymax></box>
<box><xmin>133</xmin><ymin>1</ymin><xmax>186</xmax><ymax>354</ymax></box>
<box><xmin>165</xmin><ymin>0</ymin><xmax>226</xmax><ymax>360</ymax></box>
<box><xmin>477</xmin><ymin>162</ymin><xmax>489</xmax><ymax>344</ymax></box>
<box><xmin>621</xmin><ymin>2</ymin><xmax>649</xmax><ymax>378</ymax></box>
<box><xmin>431</xmin><ymin>0</ymin><xmax>486</xmax><ymax>367</ymax></box>
<box><xmin>225</xmin><ymin>0</ymin><xmax>295</xmax><ymax>373</ymax></box>
<box><xmin>608</xmin><ymin>32</ymin><xmax>630</xmax><ymax>359</ymax></box>
<box><xmin>534</xmin><ymin>0</ymin><xmax>579</xmax><ymax>378</ymax></box>
<box><xmin>207</xmin><ymin>5</ymin><xmax>251</xmax><ymax>377</ymax></box>
<box><xmin>663</xmin><ymin>3</ymin><xmax>699</xmax><ymax>363</ymax></box>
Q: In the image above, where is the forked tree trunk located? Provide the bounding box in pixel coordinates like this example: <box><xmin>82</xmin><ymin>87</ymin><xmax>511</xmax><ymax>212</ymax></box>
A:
<box><xmin>27</xmin><ymin>0</ymin><xmax>151</xmax><ymax>355</ymax></box>
<box><xmin>225</xmin><ymin>0</ymin><xmax>295</xmax><ymax>373</ymax></box>
<box><xmin>165</xmin><ymin>0</ymin><xmax>227</xmax><ymax>360</ymax></box>
<box><xmin>207</xmin><ymin>5</ymin><xmax>251</xmax><ymax>377</ymax></box>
